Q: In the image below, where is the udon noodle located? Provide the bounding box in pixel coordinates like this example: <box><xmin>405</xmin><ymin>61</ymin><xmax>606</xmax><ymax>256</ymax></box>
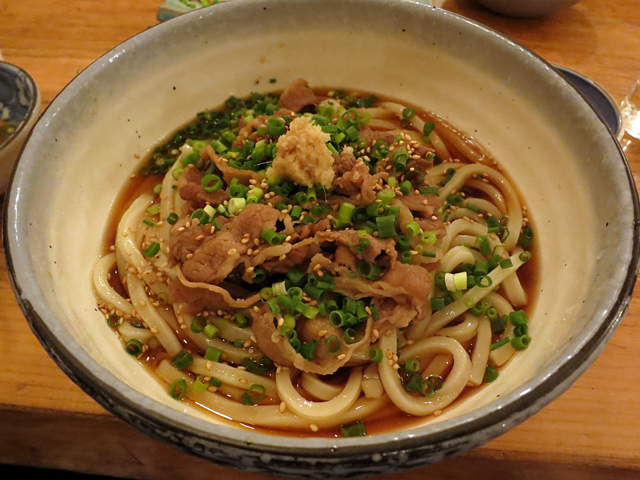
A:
<box><xmin>94</xmin><ymin>79</ymin><xmax>535</xmax><ymax>436</ymax></box>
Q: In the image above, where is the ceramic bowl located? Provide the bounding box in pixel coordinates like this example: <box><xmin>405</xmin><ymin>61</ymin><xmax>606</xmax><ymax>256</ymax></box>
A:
<box><xmin>474</xmin><ymin>0</ymin><xmax>581</xmax><ymax>17</ymax></box>
<box><xmin>0</xmin><ymin>61</ymin><xmax>40</xmax><ymax>193</ymax></box>
<box><xmin>4</xmin><ymin>0</ymin><xmax>638</xmax><ymax>477</ymax></box>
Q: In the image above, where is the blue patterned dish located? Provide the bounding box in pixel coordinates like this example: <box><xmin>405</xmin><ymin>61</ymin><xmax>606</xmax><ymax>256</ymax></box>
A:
<box><xmin>0</xmin><ymin>61</ymin><xmax>40</xmax><ymax>191</ymax></box>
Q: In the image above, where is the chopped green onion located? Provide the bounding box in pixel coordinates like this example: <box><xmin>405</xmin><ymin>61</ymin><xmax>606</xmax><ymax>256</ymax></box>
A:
<box><xmin>228</xmin><ymin>197</ymin><xmax>246</xmax><ymax>214</ymax></box>
<box><xmin>169</xmin><ymin>379</ymin><xmax>188</xmax><ymax>400</ymax></box>
<box><xmin>519</xmin><ymin>251</ymin><xmax>531</xmax><ymax>262</ymax></box>
<box><xmin>193</xmin><ymin>375</ymin><xmax>209</xmax><ymax>393</ymax></box>
<box><xmin>369</xmin><ymin>347</ymin><xmax>383</xmax><ymax>363</ymax></box>
<box><xmin>209</xmin><ymin>377</ymin><xmax>222</xmax><ymax>388</ymax></box>
<box><xmin>423</xmin><ymin>121</ymin><xmax>436</xmax><ymax>136</ymax></box>
<box><xmin>340</xmin><ymin>420</ymin><xmax>367</xmax><ymax>437</ymax></box>
<box><xmin>304</xmin><ymin>283</ymin><xmax>326</xmax><ymax>301</ymax></box>
<box><xmin>267</xmin><ymin>118</ymin><xmax>284</xmax><ymax>137</ymax></box>
<box><xmin>190</xmin><ymin>316</ymin><xmax>206</xmax><ymax>333</ymax></box>
<box><xmin>511</xmin><ymin>335</ymin><xmax>531</xmax><ymax>350</ymax></box>
<box><xmin>430</xmin><ymin>297</ymin><xmax>445</xmax><ymax>310</ymax></box>
<box><xmin>125</xmin><ymin>339</ymin><xmax>143</xmax><ymax>356</ymax></box>
<box><xmin>205</xmin><ymin>347</ymin><xmax>223</xmax><ymax>362</ymax></box>
<box><xmin>499</xmin><ymin>258</ymin><xmax>513</xmax><ymax>269</ymax></box>
<box><xmin>171</xmin><ymin>350</ymin><xmax>194</xmax><ymax>369</ymax></box>
<box><xmin>166</xmin><ymin>212</ymin><xmax>179</xmax><ymax>225</ymax></box>
<box><xmin>357</xmin><ymin>260</ymin><xmax>381</xmax><ymax>281</ymax></box>
<box><xmin>147</xmin><ymin>204</ymin><xmax>161</xmax><ymax>216</ymax></box>
<box><xmin>484</xmin><ymin>366</ymin><xmax>499</xmax><ymax>383</ymax></box>
<box><xmin>476</xmin><ymin>275</ymin><xmax>493</xmax><ymax>288</ymax></box>
<box><xmin>336</xmin><ymin>202</ymin><xmax>356</xmax><ymax>226</ymax></box>
<box><xmin>400</xmin><ymin>251</ymin><xmax>413</xmax><ymax>264</ymax></box>
<box><xmin>401</xmin><ymin>107</ymin><xmax>416</xmax><ymax>120</ymax></box>
<box><xmin>343</xmin><ymin>328</ymin><xmax>358</xmax><ymax>344</ymax></box>
<box><xmin>286</xmin><ymin>268</ymin><xmax>306</xmax><ymax>286</ymax></box>
<box><xmin>203</xmin><ymin>324</ymin><xmax>219</xmax><ymax>338</ymax></box>
<box><xmin>446</xmin><ymin>194</ymin><xmax>464</xmax><ymax>206</ymax></box>
<box><xmin>261</xmin><ymin>229</ymin><xmax>286</xmax><ymax>246</ymax></box>
<box><xmin>247</xmin><ymin>187</ymin><xmax>264</xmax><ymax>204</ymax></box>
<box><xmin>405</xmin><ymin>358</ymin><xmax>421</xmax><ymax>373</ymax></box>
<box><xmin>259</xmin><ymin>287</ymin><xmax>274</xmax><ymax>302</ymax></box>
<box><xmin>241</xmin><ymin>384</ymin><xmax>267</xmax><ymax>405</ymax></box>
<box><xmin>399</xmin><ymin>180</ymin><xmax>412</xmax><ymax>196</ymax></box>
<box><xmin>396</xmin><ymin>235</ymin><xmax>411</xmax><ymax>252</ymax></box>
<box><xmin>376</xmin><ymin>189</ymin><xmax>396</xmax><ymax>204</ymax></box>
<box><xmin>376</xmin><ymin>215</ymin><xmax>397</xmax><ymax>238</ymax></box>
<box><xmin>490</xmin><ymin>337</ymin><xmax>510</xmax><ymax>350</ymax></box>
<box><xmin>444</xmin><ymin>271</ymin><xmax>467</xmax><ymax>291</ymax></box>
<box><xmin>514</xmin><ymin>324</ymin><xmax>528</xmax><ymax>337</ymax></box>
<box><xmin>201</xmin><ymin>174</ymin><xmax>223</xmax><ymax>193</ymax></box>
<box><xmin>406</xmin><ymin>221</ymin><xmax>421</xmax><ymax>237</ymax></box>
<box><xmin>323</xmin><ymin>336</ymin><xmax>340</xmax><ymax>355</ymax></box>
<box><xmin>518</xmin><ymin>226</ymin><xmax>534</xmax><ymax>248</ymax></box>
<box><xmin>509</xmin><ymin>310</ymin><xmax>529</xmax><ymax>326</ymax></box>
<box><xmin>420</xmin><ymin>186</ymin><xmax>439</xmax><ymax>195</ymax></box>
<box><xmin>142</xmin><ymin>242</ymin><xmax>161</xmax><ymax>258</ymax></box>
<box><xmin>393</xmin><ymin>151</ymin><xmax>409</xmax><ymax>170</ymax></box>
<box><xmin>421</xmin><ymin>231</ymin><xmax>436</xmax><ymax>246</ymax></box>
<box><xmin>107</xmin><ymin>314</ymin><xmax>121</xmax><ymax>327</ymax></box>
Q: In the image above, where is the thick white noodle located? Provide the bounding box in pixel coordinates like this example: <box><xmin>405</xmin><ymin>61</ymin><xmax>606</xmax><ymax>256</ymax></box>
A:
<box><xmin>466</xmin><ymin>179</ymin><xmax>507</xmax><ymax>215</ymax></box>
<box><xmin>463</xmin><ymin>197</ymin><xmax>503</xmax><ymax>220</ymax></box>
<box><xmin>468</xmin><ymin>316</ymin><xmax>492</xmax><ymax>386</ymax></box>
<box><xmin>126</xmin><ymin>272</ymin><xmax>182</xmax><ymax>355</ymax></box>
<box><xmin>441</xmin><ymin>218</ymin><xmax>488</xmax><ymax>253</ymax></box>
<box><xmin>378</xmin><ymin>101</ymin><xmax>451</xmax><ymax>159</ymax></box>
<box><xmin>436</xmin><ymin>313</ymin><xmax>479</xmax><ymax>342</ymax></box>
<box><xmin>300</xmin><ymin>373</ymin><xmax>343</xmax><ymax>401</ymax></box>
<box><xmin>117</xmin><ymin>321</ymin><xmax>154</xmax><ymax>343</ymax></box>
<box><xmin>423</xmin><ymin>353</ymin><xmax>453</xmax><ymax>379</ymax></box>
<box><xmin>439</xmin><ymin>164</ymin><xmax>522</xmax><ymax>250</ymax></box>
<box><xmin>367</xmin><ymin>118</ymin><xmax>401</xmax><ymax>130</ymax></box>
<box><xmin>379</xmin><ymin>332</ymin><xmax>471</xmax><ymax>416</ymax></box>
<box><xmin>486</xmin><ymin>292</ymin><xmax>517</xmax><ymax>366</ymax></box>
<box><xmin>93</xmin><ymin>252</ymin><xmax>133</xmax><ymax>314</ymax></box>
<box><xmin>189</xmin><ymin>358</ymin><xmax>278</xmax><ymax>399</ymax></box>
<box><xmin>209</xmin><ymin>316</ymin><xmax>254</xmax><ymax>343</ymax></box>
<box><xmin>440</xmin><ymin>246</ymin><xmax>478</xmax><ymax>273</ymax></box>
<box><xmin>361</xmin><ymin>362</ymin><xmax>384</xmax><ymax>399</ymax></box>
<box><xmin>276</xmin><ymin>368</ymin><xmax>363</xmax><ymax>420</ymax></box>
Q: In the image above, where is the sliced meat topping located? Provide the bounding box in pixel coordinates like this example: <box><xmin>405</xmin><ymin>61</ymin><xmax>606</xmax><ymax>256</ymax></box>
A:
<box><xmin>177</xmin><ymin>165</ymin><xmax>229</xmax><ymax>210</ymax></box>
<box><xmin>173</xmin><ymin>203</ymin><xmax>281</xmax><ymax>284</ymax></box>
<box><xmin>278</xmin><ymin>78</ymin><xmax>319</xmax><ymax>113</ymax></box>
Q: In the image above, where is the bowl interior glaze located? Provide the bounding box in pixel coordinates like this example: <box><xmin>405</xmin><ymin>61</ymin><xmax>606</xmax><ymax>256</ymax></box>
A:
<box><xmin>5</xmin><ymin>0</ymin><xmax>638</xmax><ymax>476</ymax></box>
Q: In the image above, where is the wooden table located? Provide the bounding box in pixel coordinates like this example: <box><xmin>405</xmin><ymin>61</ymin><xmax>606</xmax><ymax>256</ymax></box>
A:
<box><xmin>1</xmin><ymin>1</ymin><xmax>640</xmax><ymax>479</ymax></box>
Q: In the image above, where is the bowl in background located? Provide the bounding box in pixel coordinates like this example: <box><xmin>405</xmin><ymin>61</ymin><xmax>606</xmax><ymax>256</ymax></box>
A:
<box><xmin>0</xmin><ymin>61</ymin><xmax>40</xmax><ymax>193</ymax></box>
<box><xmin>4</xmin><ymin>0</ymin><xmax>638</xmax><ymax>477</ymax></box>
<box><xmin>554</xmin><ymin>65</ymin><xmax>622</xmax><ymax>138</ymax></box>
<box><xmin>474</xmin><ymin>0</ymin><xmax>581</xmax><ymax>17</ymax></box>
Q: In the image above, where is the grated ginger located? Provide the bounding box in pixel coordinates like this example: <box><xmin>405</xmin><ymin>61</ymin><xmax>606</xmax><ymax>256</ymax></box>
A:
<box><xmin>266</xmin><ymin>116</ymin><xmax>335</xmax><ymax>188</ymax></box>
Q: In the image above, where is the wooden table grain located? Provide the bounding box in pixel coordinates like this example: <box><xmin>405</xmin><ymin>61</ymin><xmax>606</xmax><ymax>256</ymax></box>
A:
<box><xmin>1</xmin><ymin>1</ymin><xmax>640</xmax><ymax>479</ymax></box>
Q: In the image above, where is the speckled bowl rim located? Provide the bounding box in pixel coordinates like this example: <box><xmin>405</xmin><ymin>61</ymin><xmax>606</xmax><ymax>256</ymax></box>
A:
<box><xmin>4</xmin><ymin>0</ymin><xmax>640</xmax><ymax>475</ymax></box>
<box><xmin>0</xmin><ymin>61</ymin><xmax>39</xmax><ymax>152</ymax></box>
